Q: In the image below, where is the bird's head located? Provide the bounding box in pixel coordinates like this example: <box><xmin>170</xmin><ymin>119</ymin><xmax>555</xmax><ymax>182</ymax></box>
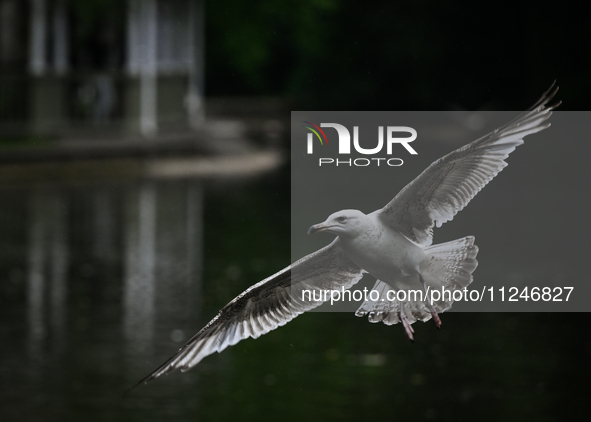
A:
<box><xmin>307</xmin><ymin>209</ymin><xmax>369</xmax><ymax>238</ymax></box>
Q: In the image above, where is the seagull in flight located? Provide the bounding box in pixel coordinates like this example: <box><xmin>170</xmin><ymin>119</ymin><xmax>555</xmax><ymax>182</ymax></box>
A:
<box><xmin>130</xmin><ymin>83</ymin><xmax>559</xmax><ymax>389</ymax></box>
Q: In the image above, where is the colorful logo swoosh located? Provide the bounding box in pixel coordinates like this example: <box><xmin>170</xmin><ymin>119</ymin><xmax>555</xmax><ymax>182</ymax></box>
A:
<box><xmin>302</xmin><ymin>121</ymin><xmax>328</xmax><ymax>145</ymax></box>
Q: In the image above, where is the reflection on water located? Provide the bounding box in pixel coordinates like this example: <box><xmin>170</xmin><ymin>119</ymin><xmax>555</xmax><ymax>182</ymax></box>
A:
<box><xmin>123</xmin><ymin>183</ymin><xmax>158</xmax><ymax>359</ymax></box>
<box><xmin>11</xmin><ymin>180</ymin><xmax>206</xmax><ymax>377</ymax></box>
<box><xmin>26</xmin><ymin>189</ymin><xmax>69</xmax><ymax>360</ymax></box>
<box><xmin>122</xmin><ymin>181</ymin><xmax>203</xmax><ymax>369</ymax></box>
<box><xmin>0</xmin><ymin>166</ymin><xmax>589</xmax><ymax>421</ymax></box>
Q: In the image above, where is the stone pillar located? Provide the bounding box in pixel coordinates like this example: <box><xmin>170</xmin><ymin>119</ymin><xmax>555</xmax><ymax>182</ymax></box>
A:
<box><xmin>28</xmin><ymin>0</ymin><xmax>67</xmax><ymax>134</ymax></box>
<box><xmin>186</xmin><ymin>0</ymin><xmax>205</xmax><ymax>128</ymax></box>
<box><xmin>52</xmin><ymin>0</ymin><xmax>68</xmax><ymax>75</ymax></box>
<box><xmin>126</xmin><ymin>0</ymin><xmax>158</xmax><ymax>136</ymax></box>
<box><xmin>28</xmin><ymin>0</ymin><xmax>46</xmax><ymax>76</ymax></box>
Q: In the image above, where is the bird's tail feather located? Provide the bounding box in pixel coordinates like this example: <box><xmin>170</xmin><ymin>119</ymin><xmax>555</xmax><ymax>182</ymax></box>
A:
<box><xmin>420</xmin><ymin>236</ymin><xmax>479</xmax><ymax>311</ymax></box>
<box><xmin>355</xmin><ymin>236</ymin><xmax>478</xmax><ymax>325</ymax></box>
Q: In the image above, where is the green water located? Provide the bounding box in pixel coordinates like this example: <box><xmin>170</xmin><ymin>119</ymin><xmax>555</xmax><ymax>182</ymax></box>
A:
<box><xmin>0</xmin><ymin>164</ymin><xmax>588</xmax><ymax>422</ymax></box>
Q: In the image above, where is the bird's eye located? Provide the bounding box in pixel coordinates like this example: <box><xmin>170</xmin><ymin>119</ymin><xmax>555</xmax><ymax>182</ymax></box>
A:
<box><xmin>336</xmin><ymin>216</ymin><xmax>348</xmax><ymax>223</ymax></box>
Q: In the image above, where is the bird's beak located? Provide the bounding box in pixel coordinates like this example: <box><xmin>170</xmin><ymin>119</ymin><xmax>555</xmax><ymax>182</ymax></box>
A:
<box><xmin>307</xmin><ymin>222</ymin><xmax>332</xmax><ymax>235</ymax></box>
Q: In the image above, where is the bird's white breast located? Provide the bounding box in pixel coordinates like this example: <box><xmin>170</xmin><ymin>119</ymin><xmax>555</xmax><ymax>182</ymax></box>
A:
<box><xmin>338</xmin><ymin>213</ymin><xmax>425</xmax><ymax>287</ymax></box>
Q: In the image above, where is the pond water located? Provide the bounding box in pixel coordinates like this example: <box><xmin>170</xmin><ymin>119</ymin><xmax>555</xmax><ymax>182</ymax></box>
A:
<box><xmin>0</xmin><ymin>159</ymin><xmax>589</xmax><ymax>422</ymax></box>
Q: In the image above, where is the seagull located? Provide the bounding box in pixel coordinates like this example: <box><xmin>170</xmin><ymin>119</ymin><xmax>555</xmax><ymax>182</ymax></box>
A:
<box><xmin>130</xmin><ymin>83</ymin><xmax>559</xmax><ymax>389</ymax></box>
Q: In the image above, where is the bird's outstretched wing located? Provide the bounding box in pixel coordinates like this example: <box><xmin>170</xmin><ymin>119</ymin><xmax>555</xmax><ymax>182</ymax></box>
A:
<box><xmin>130</xmin><ymin>239</ymin><xmax>363</xmax><ymax>389</ymax></box>
<box><xmin>379</xmin><ymin>83</ymin><xmax>560</xmax><ymax>246</ymax></box>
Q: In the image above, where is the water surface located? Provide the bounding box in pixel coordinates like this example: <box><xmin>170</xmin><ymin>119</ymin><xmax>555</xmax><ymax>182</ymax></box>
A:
<box><xmin>0</xmin><ymin>163</ymin><xmax>588</xmax><ymax>421</ymax></box>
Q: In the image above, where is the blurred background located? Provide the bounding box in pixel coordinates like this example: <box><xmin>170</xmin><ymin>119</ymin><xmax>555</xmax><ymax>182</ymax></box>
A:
<box><xmin>0</xmin><ymin>0</ymin><xmax>590</xmax><ymax>421</ymax></box>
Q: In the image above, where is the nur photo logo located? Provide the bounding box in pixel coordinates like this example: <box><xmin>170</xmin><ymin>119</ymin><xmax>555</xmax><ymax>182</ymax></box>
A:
<box><xmin>303</xmin><ymin>121</ymin><xmax>418</xmax><ymax>167</ymax></box>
